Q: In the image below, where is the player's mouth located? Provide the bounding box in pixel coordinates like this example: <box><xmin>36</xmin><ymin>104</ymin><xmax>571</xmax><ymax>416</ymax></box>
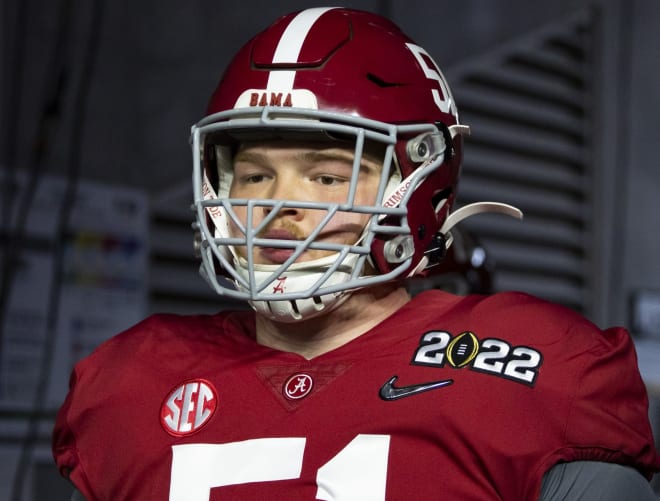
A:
<box><xmin>258</xmin><ymin>229</ymin><xmax>302</xmax><ymax>264</ymax></box>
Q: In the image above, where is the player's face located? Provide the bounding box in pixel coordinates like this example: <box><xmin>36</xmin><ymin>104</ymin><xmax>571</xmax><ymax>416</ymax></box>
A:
<box><xmin>228</xmin><ymin>140</ymin><xmax>383</xmax><ymax>265</ymax></box>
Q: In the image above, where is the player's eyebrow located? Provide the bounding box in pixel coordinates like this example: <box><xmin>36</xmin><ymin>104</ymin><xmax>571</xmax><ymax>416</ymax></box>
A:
<box><xmin>233</xmin><ymin>148</ymin><xmax>382</xmax><ymax>174</ymax></box>
<box><xmin>297</xmin><ymin>149</ymin><xmax>355</xmax><ymax>165</ymax></box>
<box><xmin>233</xmin><ymin>150</ymin><xmax>270</xmax><ymax>166</ymax></box>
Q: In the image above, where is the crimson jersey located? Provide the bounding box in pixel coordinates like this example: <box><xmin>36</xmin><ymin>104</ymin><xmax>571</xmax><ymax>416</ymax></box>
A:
<box><xmin>53</xmin><ymin>290</ymin><xmax>660</xmax><ymax>500</ymax></box>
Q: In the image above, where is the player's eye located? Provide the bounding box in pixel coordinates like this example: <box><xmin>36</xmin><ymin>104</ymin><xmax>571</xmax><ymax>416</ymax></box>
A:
<box><xmin>316</xmin><ymin>175</ymin><xmax>345</xmax><ymax>186</ymax></box>
<box><xmin>233</xmin><ymin>163</ymin><xmax>271</xmax><ymax>185</ymax></box>
<box><xmin>244</xmin><ymin>174</ymin><xmax>267</xmax><ymax>184</ymax></box>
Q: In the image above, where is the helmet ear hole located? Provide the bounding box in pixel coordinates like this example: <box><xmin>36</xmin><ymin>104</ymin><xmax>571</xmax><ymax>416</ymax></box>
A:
<box><xmin>432</xmin><ymin>188</ymin><xmax>452</xmax><ymax>213</ymax></box>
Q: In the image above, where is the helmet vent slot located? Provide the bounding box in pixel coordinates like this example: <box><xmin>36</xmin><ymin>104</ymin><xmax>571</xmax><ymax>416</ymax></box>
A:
<box><xmin>290</xmin><ymin>300</ymin><xmax>300</xmax><ymax>316</ymax></box>
<box><xmin>432</xmin><ymin>188</ymin><xmax>451</xmax><ymax>211</ymax></box>
<box><xmin>366</xmin><ymin>73</ymin><xmax>401</xmax><ymax>88</ymax></box>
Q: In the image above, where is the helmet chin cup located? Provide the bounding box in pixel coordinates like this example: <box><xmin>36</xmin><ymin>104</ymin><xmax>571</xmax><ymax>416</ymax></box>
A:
<box><xmin>233</xmin><ymin>253</ymin><xmax>358</xmax><ymax>322</ymax></box>
<box><xmin>250</xmin><ymin>292</ymin><xmax>351</xmax><ymax>323</ymax></box>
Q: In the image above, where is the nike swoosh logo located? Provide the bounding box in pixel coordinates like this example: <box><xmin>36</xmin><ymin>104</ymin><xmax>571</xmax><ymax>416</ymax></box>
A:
<box><xmin>379</xmin><ymin>375</ymin><xmax>453</xmax><ymax>401</ymax></box>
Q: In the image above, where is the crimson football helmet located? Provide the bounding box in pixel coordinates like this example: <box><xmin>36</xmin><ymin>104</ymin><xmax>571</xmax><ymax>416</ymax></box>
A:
<box><xmin>191</xmin><ymin>7</ymin><xmax>520</xmax><ymax>321</ymax></box>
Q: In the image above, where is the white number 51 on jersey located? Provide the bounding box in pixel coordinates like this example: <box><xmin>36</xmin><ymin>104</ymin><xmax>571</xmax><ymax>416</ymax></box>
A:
<box><xmin>170</xmin><ymin>434</ymin><xmax>390</xmax><ymax>500</ymax></box>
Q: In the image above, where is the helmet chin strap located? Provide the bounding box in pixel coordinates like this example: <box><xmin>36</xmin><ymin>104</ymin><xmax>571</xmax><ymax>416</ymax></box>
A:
<box><xmin>406</xmin><ymin>202</ymin><xmax>523</xmax><ymax>277</ymax></box>
<box><xmin>439</xmin><ymin>201</ymin><xmax>523</xmax><ymax>249</ymax></box>
<box><xmin>238</xmin><ymin>202</ymin><xmax>522</xmax><ymax>320</ymax></box>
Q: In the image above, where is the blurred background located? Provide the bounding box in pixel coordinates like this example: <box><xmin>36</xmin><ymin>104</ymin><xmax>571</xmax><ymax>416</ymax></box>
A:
<box><xmin>1</xmin><ymin>0</ymin><xmax>659</xmax><ymax>498</ymax></box>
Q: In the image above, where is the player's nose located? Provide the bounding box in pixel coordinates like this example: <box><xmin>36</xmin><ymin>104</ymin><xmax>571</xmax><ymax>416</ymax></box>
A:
<box><xmin>263</xmin><ymin>178</ymin><xmax>304</xmax><ymax>220</ymax></box>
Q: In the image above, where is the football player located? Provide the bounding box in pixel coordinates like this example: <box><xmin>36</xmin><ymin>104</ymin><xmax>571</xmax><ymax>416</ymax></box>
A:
<box><xmin>54</xmin><ymin>7</ymin><xmax>660</xmax><ymax>500</ymax></box>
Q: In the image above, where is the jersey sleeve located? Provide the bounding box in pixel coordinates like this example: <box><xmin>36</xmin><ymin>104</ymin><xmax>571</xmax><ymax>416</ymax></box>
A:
<box><xmin>549</xmin><ymin>324</ymin><xmax>659</xmax><ymax>479</ymax></box>
<box><xmin>52</xmin><ymin>313</ymin><xmax>190</xmax><ymax>500</ymax></box>
<box><xmin>479</xmin><ymin>292</ymin><xmax>660</xmax><ymax>498</ymax></box>
<box><xmin>52</xmin><ymin>364</ymin><xmax>97</xmax><ymax>500</ymax></box>
<box><xmin>51</xmin><ymin>312</ymin><xmax>236</xmax><ymax>500</ymax></box>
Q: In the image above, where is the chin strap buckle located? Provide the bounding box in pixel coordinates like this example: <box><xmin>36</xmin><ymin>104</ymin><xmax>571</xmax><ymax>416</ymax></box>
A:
<box><xmin>410</xmin><ymin>201</ymin><xmax>523</xmax><ymax>276</ymax></box>
<box><xmin>439</xmin><ymin>201</ymin><xmax>523</xmax><ymax>250</ymax></box>
<box><xmin>424</xmin><ymin>232</ymin><xmax>448</xmax><ymax>268</ymax></box>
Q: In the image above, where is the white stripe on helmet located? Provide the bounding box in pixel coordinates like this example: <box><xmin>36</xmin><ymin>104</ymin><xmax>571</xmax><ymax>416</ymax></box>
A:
<box><xmin>266</xmin><ymin>7</ymin><xmax>338</xmax><ymax>91</ymax></box>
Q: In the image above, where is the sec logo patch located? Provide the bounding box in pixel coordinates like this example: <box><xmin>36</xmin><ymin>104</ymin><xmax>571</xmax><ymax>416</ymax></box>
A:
<box><xmin>160</xmin><ymin>379</ymin><xmax>217</xmax><ymax>436</ymax></box>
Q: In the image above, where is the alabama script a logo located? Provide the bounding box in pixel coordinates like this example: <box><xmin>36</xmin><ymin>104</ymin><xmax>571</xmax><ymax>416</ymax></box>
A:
<box><xmin>272</xmin><ymin>276</ymin><xmax>287</xmax><ymax>294</ymax></box>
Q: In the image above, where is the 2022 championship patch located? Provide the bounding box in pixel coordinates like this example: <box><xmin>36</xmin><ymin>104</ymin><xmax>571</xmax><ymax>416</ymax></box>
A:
<box><xmin>411</xmin><ymin>330</ymin><xmax>543</xmax><ymax>386</ymax></box>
